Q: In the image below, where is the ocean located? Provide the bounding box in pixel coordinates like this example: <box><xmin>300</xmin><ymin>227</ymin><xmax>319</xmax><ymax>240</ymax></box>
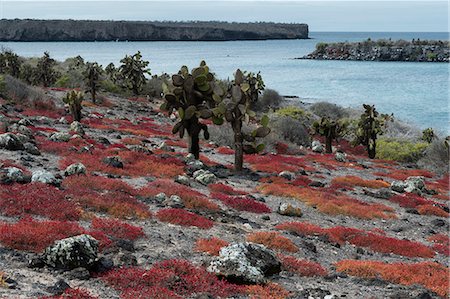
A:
<box><xmin>1</xmin><ymin>32</ymin><xmax>448</xmax><ymax>132</ymax></box>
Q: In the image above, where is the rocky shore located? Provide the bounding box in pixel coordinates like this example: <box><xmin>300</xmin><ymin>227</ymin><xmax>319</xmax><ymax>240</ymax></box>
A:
<box><xmin>300</xmin><ymin>39</ymin><xmax>449</xmax><ymax>62</ymax></box>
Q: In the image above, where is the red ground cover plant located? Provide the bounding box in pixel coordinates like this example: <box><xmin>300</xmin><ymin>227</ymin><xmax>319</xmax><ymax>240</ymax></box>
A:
<box><xmin>63</xmin><ymin>175</ymin><xmax>137</xmax><ymax>195</ymax></box>
<box><xmin>208</xmin><ymin>183</ymin><xmax>248</xmax><ymax>195</ymax></box>
<box><xmin>139</xmin><ymin>179</ymin><xmax>219</xmax><ymax>211</ymax></box>
<box><xmin>388</xmin><ymin>193</ymin><xmax>447</xmax><ymax>217</ymax></box>
<box><xmin>258</xmin><ymin>183</ymin><xmax>396</xmax><ymax>219</ymax></box>
<box><xmin>120</xmin><ymin>286</ymin><xmax>182</xmax><ymax>299</ymax></box>
<box><xmin>195</xmin><ymin>237</ymin><xmax>229</xmax><ymax>256</ymax></box>
<box><xmin>246</xmin><ymin>282</ymin><xmax>291</xmax><ymax>299</ymax></box>
<box><xmin>276</xmin><ymin>221</ymin><xmax>435</xmax><ymax>258</ymax></box>
<box><xmin>40</xmin><ymin>288</ymin><xmax>99</xmax><ymax>299</ymax></box>
<box><xmin>427</xmin><ymin>233</ymin><xmax>449</xmax><ymax>256</ymax></box>
<box><xmin>278</xmin><ymin>254</ymin><xmax>328</xmax><ymax>277</ymax></box>
<box><xmin>331</xmin><ymin>176</ymin><xmax>390</xmax><ymax>189</ymax></box>
<box><xmin>417</xmin><ymin>204</ymin><xmax>449</xmax><ymax>217</ymax></box>
<box><xmin>335</xmin><ymin>260</ymin><xmax>449</xmax><ymax>298</ymax></box>
<box><xmin>211</xmin><ymin>192</ymin><xmax>271</xmax><ymax>214</ymax></box>
<box><xmin>0</xmin><ymin>183</ymin><xmax>81</xmax><ymax>221</ymax></box>
<box><xmin>91</xmin><ymin>217</ymin><xmax>145</xmax><ymax>241</ymax></box>
<box><xmin>156</xmin><ymin>208</ymin><xmax>214</xmax><ymax>229</ymax></box>
<box><xmin>247</xmin><ymin>232</ymin><xmax>298</xmax><ymax>253</ymax></box>
<box><xmin>245</xmin><ymin>153</ymin><xmax>315</xmax><ymax>174</ymax></box>
<box><xmin>0</xmin><ymin>217</ymin><xmax>84</xmax><ymax>252</ymax></box>
<box><xmin>101</xmin><ymin>259</ymin><xmax>243</xmax><ymax>298</ymax></box>
<box><xmin>373</xmin><ymin>168</ymin><xmax>434</xmax><ymax>181</ymax></box>
<box><xmin>164</xmin><ymin>139</ymin><xmax>188</xmax><ymax>148</ymax></box>
<box><xmin>217</xmin><ymin>146</ymin><xmax>234</xmax><ymax>155</ymax></box>
<box><xmin>426</xmin><ymin>174</ymin><xmax>449</xmax><ymax>194</ymax></box>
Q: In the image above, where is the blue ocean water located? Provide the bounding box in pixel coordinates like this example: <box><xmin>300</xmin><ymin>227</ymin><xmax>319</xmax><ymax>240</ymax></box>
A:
<box><xmin>1</xmin><ymin>32</ymin><xmax>448</xmax><ymax>132</ymax></box>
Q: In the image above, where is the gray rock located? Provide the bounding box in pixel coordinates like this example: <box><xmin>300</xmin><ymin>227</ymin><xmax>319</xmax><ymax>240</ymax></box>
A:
<box><xmin>18</xmin><ymin>118</ymin><xmax>33</xmax><ymax>126</ymax></box>
<box><xmin>42</xmin><ymin>234</ymin><xmax>98</xmax><ymax>269</ymax></box>
<box><xmin>64</xmin><ymin>163</ymin><xmax>86</xmax><ymax>176</ymax></box>
<box><xmin>335</xmin><ymin>152</ymin><xmax>346</xmax><ymax>162</ymax></box>
<box><xmin>175</xmin><ymin>175</ymin><xmax>190</xmax><ymax>186</ymax></box>
<box><xmin>277</xmin><ymin>203</ymin><xmax>303</xmax><ymax>217</ymax></box>
<box><xmin>391</xmin><ymin>176</ymin><xmax>427</xmax><ymax>194</ymax></box>
<box><xmin>193</xmin><ymin>169</ymin><xmax>216</xmax><ymax>185</ymax></box>
<box><xmin>162</xmin><ymin>195</ymin><xmax>184</xmax><ymax>208</ymax></box>
<box><xmin>311</xmin><ymin>140</ymin><xmax>324</xmax><ymax>153</ymax></box>
<box><xmin>155</xmin><ymin>192</ymin><xmax>167</xmax><ymax>203</ymax></box>
<box><xmin>0</xmin><ymin>133</ymin><xmax>24</xmax><ymax>150</ymax></box>
<box><xmin>70</xmin><ymin>121</ymin><xmax>85</xmax><ymax>135</ymax></box>
<box><xmin>58</xmin><ymin>117</ymin><xmax>68</xmax><ymax>124</ymax></box>
<box><xmin>127</xmin><ymin>145</ymin><xmax>152</xmax><ymax>153</ymax></box>
<box><xmin>187</xmin><ymin>160</ymin><xmax>205</xmax><ymax>172</ymax></box>
<box><xmin>207</xmin><ymin>242</ymin><xmax>281</xmax><ymax>284</ymax></box>
<box><xmin>9</xmin><ymin>124</ymin><xmax>33</xmax><ymax>138</ymax></box>
<box><xmin>112</xmin><ymin>251</ymin><xmax>137</xmax><ymax>267</ymax></box>
<box><xmin>31</xmin><ymin>170</ymin><xmax>58</xmax><ymax>185</ymax></box>
<box><xmin>278</xmin><ymin>171</ymin><xmax>295</xmax><ymax>180</ymax></box>
<box><xmin>23</xmin><ymin>142</ymin><xmax>41</xmax><ymax>155</ymax></box>
<box><xmin>49</xmin><ymin>132</ymin><xmax>71</xmax><ymax>142</ymax></box>
<box><xmin>184</xmin><ymin>153</ymin><xmax>196</xmax><ymax>163</ymax></box>
<box><xmin>36</xmin><ymin>116</ymin><xmax>52</xmax><ymax>124</ymax></box>
<box><xmin>103</xmin><ymin>156</ymin><xmax>123</xmax><ymax>168</ymax></box>
<box><xmin>4</xmin><ymin>167</ymin><xmax>30</xmax><ymax>183</ymax></box>
<box><xmin>157</xmin><ymin>141</ymin><xmax>171</xmax><ymax>151</ymax></box>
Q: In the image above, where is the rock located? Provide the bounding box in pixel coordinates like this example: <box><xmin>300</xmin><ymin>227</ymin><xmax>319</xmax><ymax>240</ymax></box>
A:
<box><xmin>90</xmin><ymin>257</ymin><xmax>114</xmax><ymax>273</ymax></box>
<box><xmin>58</xmin><ymin>117</ymin><xmax>68</xmax><ymax>124</ymax></box>
<box><xmin>3</xmin><ymin>167</ymin><xmax>30</xmax><ymax>183</ymax></box>
<box><xmin>64</xmin><ymin>163</ymin><xmax>86</xmax><ymax>176</ymax></box>
<box><xmin>103</xmin><ymin>156</ymin><xmax>123</xmax><ymax>168</ymax></box>
<box><xmin>0</xmin><ymin>133</ymin><xmax>24</xmax><ymax>150</ymax></box>
<box><xmin>18</xmin><ymin>118</ymin><xmax>33</xmax><ymax>126</ymax></box>
<box><xmin>335</xmin><ymin>152</ymin><xmax>346</xmax><ymax>162</ymax></box>
<box><xmin>9</xmin><ymin>124</ymin><xmax>33</xmax><ymax>138</ymax></box>
<box><xmin>184</xmin><ymin>153</ymin><xmax>196</xmax><ymax>163</ymax></box>
<box><xmin>23</xmin><ymin>142</ymin><xmax>41</xmax><ymax>155</ymax></box>
<box><xmin>431</xmin><ymin>219</ymin><xmax>447</xmax><ymax>228</ymax></box>
<box><xmin>187</xmin><ymin>160</ymin><xmax>205</xmax><ymax>171</ymax></box>
<box><xmin>42</xmin><ymin>234</ymin><xmax>98</xmax><ymax>269</ymax></box>
<box><xmin>127</xmin><ymin>145</ymin><xmax>152</xmax><ymax>153</ymax></box>
<box><xmin>31</xmin><ymin>170</ymin><xmax>58</xmax><ymax>185</ymax></box>
<box><xmin>391</xmin><ymin>176</ymin><xmax>428</xmax><ymax>194</ymax></box>
<box><xmin>162</xmin><ymin>195</ymin><xmax>184</xmax><ymax>208</ymax></box>
<box><xmin>95</xmin><ymin>136</ymin><xmax>111</xmax><ymax>145</ymax></box>
<box><xmin>277</xmin><ymin>203</ymin><xmax>303</xmax><ymax>217</ymax></box>
<box><xmin>49</xmin><ymin>132</ymin><xmax>71</xmax><ymax>142</ymax></box>
<box><xmin>175</xmin><ymin>175</ymin><xmax>190</xmax><ymax>186</ymax></box>
<box><xmin>112</xmin><ymin>251</ymin><xmax>137</xmax><ymax>267</ymax></box>
<box><xmin>207</xmin><ymin>242</ymin><xmax>281</xmax><ymax>284</ymax></box>
<box><xmin>193</xmin><ymin>169</ymin><xmax>216</xmax><ymax>185</ymax></box>
<box><xmin>309</xmin><ymin>181</ymin><xmax>325</xmax><ymax>188</ymax></box>
<box><xmin>46</xmin><ymin>279</ymin><xmax>70</xmax><ymax>295</ymax></box>
<box><xmin>65</xmin><ymin>267</ymin><xmax>91</xmax><ymax>280</ymax></box>
<box><xmin>36</xmin><ymin>116</ymin><xmax>52</xmax><ymax>124</ymax></box>
<box><xmin>278</xmin><ymin>171</ymin><xmax>295</xmax><ymax>180</ymax></box>
<box><xmin>311</xmin><ymin>140</ymin><xmax>323</xmax><ymax>153</ymax></box>
<box><xmin>157</xmin><ymin>141</ymin><xmax>171</xmax><ymax>151</ymax></box>
<box><xmin>70</xmin><ymin>121</ymin><xmax>85</xmax><ymax>135</ymax></box>
<box><xmin>155</xmin><ymin>192</ymin><xmax>167</xmax><ymax>203</ymax></box>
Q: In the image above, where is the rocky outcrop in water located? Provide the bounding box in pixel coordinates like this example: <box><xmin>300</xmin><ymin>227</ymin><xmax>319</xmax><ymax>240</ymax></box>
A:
<box><xmin>300</xmin><ymin>39</ymin><xmax>449</xmax><ymax>62</ymax></box>
<box><xmin>0</xmin><ymin>19</ymin><xmax>309</xmax><ymax>41</ymax></box>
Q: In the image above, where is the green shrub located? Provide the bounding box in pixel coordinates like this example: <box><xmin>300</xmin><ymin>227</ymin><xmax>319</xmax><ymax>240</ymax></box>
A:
<box><xmin>276</xmin><ymin>106</ymin><xmax>310</xmax><ymax>120</ymax></box>
<box><xmin>309</xmin><ymin>101</ymin><xmax>348</xmax><ymax>119</ymax></box>
<box><xmin>0</xmin><ymin>75</ymin><xmax>5</xmax><ymax>98</ymax></box>
<box><xmin>55</xmin><ymin>75</ymin><xmax>70</xmax><ymax>88</ymax></box>
<box><xmin>252</xmin><ymin>88</ymin><xmax>282</xmax><ymax>112</ymax></box>
<box><xmin>316</xmin><ymin>42</ymin><xmax>328</xmax><ymax>53</ymax></box>
<box><xmin>418</xmin><ymin>138</ymin><xmax>449</xmax><ymax>175</ymax></box>
<box><xmin>100</xmin><ymin>79</ymin><xmax>122</xmax><ymax>94</ymax></box>
<box><xmin>376</xmin><ymin>138</ymin><xmax>428</xmax><ymax>162</ymax></box>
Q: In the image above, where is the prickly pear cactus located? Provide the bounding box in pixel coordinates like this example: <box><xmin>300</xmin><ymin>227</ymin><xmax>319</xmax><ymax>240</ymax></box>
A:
<box><xmin>421</xmin><ymin>128</ymin><xmax>435</xmax><ymax>144</ymax></box>
<box><xmin>311</xmin><ymin>117</ymin><xmax>347</xmax><ymax>153</ymax></box>
<box><xmin>63</xmin><ymin>90</ymin><xmax>84</xmax><ymax>122</ymax></box>
<box><xmin>83</xmin><ymin>62</ymin><xmax>103</xmax><ymax>103</ymax></box>
<box><xmin>161</xmin><ymin>61</ymin><xmax>223</xmax><ymax>159</ymax></box>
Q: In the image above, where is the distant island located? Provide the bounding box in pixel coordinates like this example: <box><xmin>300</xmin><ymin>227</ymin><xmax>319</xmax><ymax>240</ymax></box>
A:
<box><xmin>300</xmin><ymin>39</ymin><xmax>449</xmax><ymax>62</ymax></box>
<box><xmin>0</xmin><ymin>19</ymin><xmax>309</xmax><ymax>42</ymax></box>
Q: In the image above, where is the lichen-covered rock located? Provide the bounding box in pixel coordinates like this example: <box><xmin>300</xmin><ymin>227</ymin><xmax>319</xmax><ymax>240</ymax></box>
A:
<box><xmin>18</xmin><ymin>118</ymin><xmax>33</xmax><ymax>126</ymax></box>
<box><xmin>279</xmin><ymin>171</ymin><xmax>295</xmax><ymax>180</ymax></box>
<box><xmin>335</xmin><ymin>152</ymin><xmax>346</xmax><ymax>162</ymax></box>
<box><xmin>31</xmin><ymin>170</ymin><xmax>58</xmax><ymax>185</ymax></box>
<box><xmin>154</xmin><ymin>192</ymin><xmax>167</xmax><ymax>203</ymax></box>
<box><xmin>0</xmin><ymin>133</ymin><xmax>24</xmax><ymax>150</ymax></box>
<box><xmin>311</xmin><ymin>140</ymin><xmax>323</xmax><ymax>153</ymax></box>
<box><xmin>9</xmin><ymin>124</ymin><xmax>33</xmax><ymax>138</ymax></box>
<box><xmin>193</xmin><ymin>169</ymin><xmax>216</xmax><ymax>185</ymax></box>
<box><xmin>391</xmin><ymin>176</ymin><xmax>428</xmax><ymax>194</ymax></box>
<box><xmin>0</xmin><ymin>167</ymin><xmax>30</xmax><ymax>184</ymax></box>
<box><xmin>103</xmin><ymin>156</ymin><xmax>123</xmax><ymax>168</ymax></box>
<box><xmin>207</xmin><ymin>242</ymin><xmax>281</xmax><ymax>284</ymax></box>
<box><xmin>184</xmin><ymin>153</ymin><xmax>196</xmax><ymax>163</ymax></box>
<box><xmin>277</xmin><ymin>203</ymin><xmax>303</xmax><ymax>217</ymax></box>
<box><xmin>70</xmin><ymin>121</ymin><xmax>85</xmax><ymax>135</ymax></box>
<box><xmin>162</xmin><ymin>195</ymin><xmax>184</xmax><ymax>208</ymax></box>
<box><xmin>23</xmin><ymin>142</ymin><xmax>41</xmax><ymax>155</ymax></box>
<box><xmin>49</xmin><ymin>132</ymin><xmax>71</xmax><ymax>142</ymax></box>
<box><xmin>127</xmin><ymin>145</ymin><xmax>152</xmax><ymax>153</ymax></box>
<box><xmin>42</xmin><ymin>234</ymin><xmax>99</xmax><ymax>269</ymax></box>
<box><xmin>175</xmin><ymin>175</ymin><xmax>190</xmax><ymax>186</ymax></box>
<box><xmin>64</xmin><ymin>163</ymin><xmax>86</xmax><ymax>176</ymax></box>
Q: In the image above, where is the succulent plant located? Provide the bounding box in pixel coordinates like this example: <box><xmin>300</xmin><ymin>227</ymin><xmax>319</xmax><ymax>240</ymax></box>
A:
<box><xmin>34</xmin><ymin>52</ymin><xmax>60</xmax><ymax>87</ymax></box>
<box><xmin>161</xmin><ymin>61</ymin><xmax>223</xmax><ymax>159</ymax></box>
<box><xmin>83</xmin><ymin>62</ymin><xmax>103</xmax><ymax>103</ymax></box>
<box><xmin>63</xmin><ymin>90</ymin><xmax>84</xmax><ymax>122</ymax></box>
<box><xmin>212</xmin><ymin>69</ymin><xmax>270</xmax><ymax>171</ymax></box>
<box><xmin>118</xmin><ymin>51</ymin><xmax>150</xmax><ymax>95</ymax></box>
<box><xmin>0</xmin><ymin>50</ymin><xmax>22</xmax><ymax>78</ymax></box>
<box><xmin>421</xmin><ymin>128</ymin><xmax>436</xmax><ymax>144</ymax></box>
<box><xmin>311</xmin><ymin>117</ymin><xmax>348</xmax><ymax>153</ymax></box>
<box><xmin>105</xmin><ymin>63</ymin><xmax>118</xmax><ymax>83</ymax></box>
<box><xmin>354</xmin><ymin>104</ymin><xmax>393</xmax><ymax>159</ymax></box>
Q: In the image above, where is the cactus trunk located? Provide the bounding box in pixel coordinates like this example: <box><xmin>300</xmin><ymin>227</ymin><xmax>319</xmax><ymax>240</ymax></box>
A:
<box><xmin>233</xmin><ymin>117</ymin><xmax>244</xmax><ymax>172</ymax></box>
<box><xmin>368</xmin><ymin>138</ymin><xmax>376</xmax><ymax>159</ymax></box>
<box><xmin>187</xmin><ymin>118</ymin><xmax>201</xmax><ymax>159</ymax></box>
<box><xmin>325</xmin><ymin>135</ymin><xmax>333</xmax><ymax>153</ymax></box>
<box><xmin>91</xmin><ymin>89</ymin><xmax>96</xmax><ymax>104</ymax></box>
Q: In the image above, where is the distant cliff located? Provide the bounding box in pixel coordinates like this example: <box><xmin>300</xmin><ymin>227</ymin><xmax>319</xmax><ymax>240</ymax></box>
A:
<box><xmin>300</xmin><ymin>39</ymin><xmax>449</xmax><ymax>62</ymax></box>
<box><xmin>0</xmin><ymin>19</ymin><xmax>309</xmax><ymax>42</ymax></box>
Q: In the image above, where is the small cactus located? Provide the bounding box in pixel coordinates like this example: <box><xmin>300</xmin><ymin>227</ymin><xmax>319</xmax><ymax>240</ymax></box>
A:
<box><xmin>63</xmin><ymin>90</ymin><xmax>83</xmax><ymax>122</ymax></box>
<box><xmin>311</xmin><ymin>117</ymin><xmax>347</xmax><ymax>153</ymax></box>
<box><xmin>118</xmin><ymin>51</ymin><xmax>150</xmax><ymax>95</ymax></box>
<box><xmin>83</xmin><ymin>62</ymin><xmax>103</xmax><ymax>103</ymax></box>
<box><xmin>421</xmin><ymin>128</ymin><xmax>436</xmax><ymax>144</ymax></box>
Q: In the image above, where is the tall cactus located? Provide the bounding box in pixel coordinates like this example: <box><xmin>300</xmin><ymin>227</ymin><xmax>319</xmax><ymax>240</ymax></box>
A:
<box><xmin>311</xmin><ymin>117</ymin><xmax>347</xmax><ymax>153</ymax></box>
<box><xmin>0</xmin><ymin>50</ymin><xmax>22</xmax><ymax>78</ymax></box>
<box><xmin>161</xmin><ymin>61</ymin><xmax>222</xmax><ymax>159</ymax></box>
<box><xmin>63</xmin><ymin>90</ymin><xmax>84</xmax><ymax>122</ymax></box>
<box><xmin>212</xmin><ymin>70</ymin><xmax>270</xmax><ymax>171</ymax></box>
<box><xmin>118</xmin><ymin>51</ymin><xmax>150</xmax><ymax>95</ymax></box>
<box><xmin>421</xmin><ymin>128</ymin><xmax>435</xmax><ymax>144</ymax></box>
<box><xmin>34</xmin><ymin>52</ymin><xmax>59</xmax><ymax>87</ymax></box>
<box><xmin>84</xmin><ymin>62</ymin><xmax>103</xmax><ymax>103</ymax></box>
<box><xmin>354</xmin><ymin>104</ymin><xmax>392</xmax><ymax>159</ymax></box>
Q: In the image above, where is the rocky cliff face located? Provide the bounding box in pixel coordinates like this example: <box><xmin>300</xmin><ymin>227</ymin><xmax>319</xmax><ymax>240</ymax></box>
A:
<box><xmin>0</xmin><ymin>19</ymin><xmax>309</xmax><ymax>41</ymax></box>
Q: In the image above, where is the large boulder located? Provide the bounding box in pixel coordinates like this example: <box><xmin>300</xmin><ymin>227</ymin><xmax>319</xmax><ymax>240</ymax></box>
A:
<box><xmin>277</xmin><ymin>202</ymin><xmax>303</xmax><ymax>217</ymax></box>
<box><xmin>64</xmin><ymin>163</ymin><xmax>86</xmax><ymax>176</ymax></box>
<box><xmin>49</xmin><ymin>132</ymin><xmax>71</xmax><ymax>142</ymax></box>
<box><xmin>207</xmin><ymin>242</ymin><xmax>281</xmax><ymax>284</ymax></box>
<box><xmin>31</xmin><ymin>170</ymin><xmax>58</xmax><ymax>185</ymax></box>
<box><xmin>70</xmin><ymin>121</ymin><xmax>85</xmax><ymax>136</ymax></box>
<box><xmin>311</xmin><ymin>140</ymin><xmax>323</xmax><ymax>153</ymax></box>
<box><xmin>42</xmin><ymin>234</ymin><xmax>99</xmax><ymax>269</ymax></box>
<box><xmin>0</xmin><ymin>133</ymin><xmax>24</xmax><ymax>150</ymax></box>
<box><xmin>335</xmin><ymin>152</ymin><xmax>346</xmax><ymax>162</ymax></box>
<box><xmin>193</xmin><ymin>169</ymin><xmax>216</xmax><ymax>185</ymax></box>
<box><xmin>391</xmin><ymin>176</ymin><xmax>429</xmax><ymax>194</ymax></box>
<box><xmin>0</xmin><ymin>167</ymin><xmax>31</xmax><ymax>184</ymax></box>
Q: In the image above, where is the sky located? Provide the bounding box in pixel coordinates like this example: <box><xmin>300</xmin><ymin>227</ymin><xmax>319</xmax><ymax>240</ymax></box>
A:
<box><xmin>0</xmin><ymin>1</ymin><xmax>448</xmax><ymax>32</ymax></box>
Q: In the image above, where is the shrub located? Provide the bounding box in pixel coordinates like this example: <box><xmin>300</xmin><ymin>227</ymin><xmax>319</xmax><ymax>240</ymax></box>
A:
<box><xmin>156</xmin><ymin>208</ymin><xmax>214</xmax><ymax>229</ymax></box>
<box><xmin>279</xmin><ymin>254</ymin><xmax>328</xmax><ymax>277</ymax></box>
<box><xmin>376</xmin><ymin>138</ymin><xmax>428</xmax><ymax>162</ymax></box>
<box><xmin>309</xmin><ymin>101</ymin><xmax>348</xmax><ymax>119</ymax></box>
<box><xmin>276</xmin><ymin>106</ymin><xmax>310</xmax><ymax>120</ymax></box>
<box><xmin>211</xmin><ymin>192</ymin><xmax>271</xmax><ymax>214</ymax></box>
<box><xmin>91</xmin><ymin>217</ymin><xmax>145</xmax><ymax>241</ymax></box>
<box><xmin>246</xmin><ymin>282</ymin><xmax>291</xmax><ymax>299</ymax></box>
<box><xmin>331</xmin><ymin>176</ymin><xmax>390</xmax><ymax>189</ymax></box>
<box><xmin>195</xmin><ymin>237</ymin><xmax>229</xmax><ymax>256</ymax></box>
<box><xmin>0</xmin><ymin>183</ymin><xmax>81</xmax><ymax>221</ymax></box>
<box><xmin>3</xmin><ymin>74</ymin><xmax>46</xmax><ymax>104</ymax></box>
<box><xmin>252</xmin><ymin>88</ymin><xmax>282</xmax><ymax>112</ymax></box>
<box><xmin>0</xmin><ymin>217</ymin><xmax>84</xmax><ymax>252</ymax></box>
<box><xmin>101</xmin><ymin>259</ymin><xmax>243</xmax><ymax>297</ymax></box>
<box><xmin>247</xmin><ymin>232</ymin><xmax>298</xmax><ymax>252</ymax></box>
<box><xmin>335</xmin><ymin>260</ymin><xmax>448</xmax><ymax>298</ymax></box>
<box><xmin>270</xmin><ymin>115</ymin><xmax>311</xmax><ymax>146</ymax></box>
<box><xmin>418</xmin><ymin>138</ymin><xmax>449</xmax><ymax>175</ymax></box>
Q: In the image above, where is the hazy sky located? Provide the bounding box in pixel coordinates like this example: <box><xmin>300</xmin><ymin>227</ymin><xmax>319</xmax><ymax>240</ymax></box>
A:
<box><xmin>1</xmin><ymin>1</ymin><xmax>448</xmax><ymax>32</ymax></box>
